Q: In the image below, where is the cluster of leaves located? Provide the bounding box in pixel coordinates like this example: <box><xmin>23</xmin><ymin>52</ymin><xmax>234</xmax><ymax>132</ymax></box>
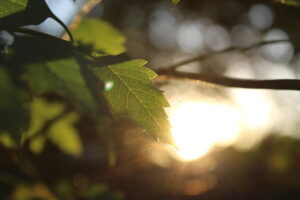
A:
<box><xmin>0</xmin><ymin>0</ymin><xmax>172</xmax><ymax>160</ymax></box>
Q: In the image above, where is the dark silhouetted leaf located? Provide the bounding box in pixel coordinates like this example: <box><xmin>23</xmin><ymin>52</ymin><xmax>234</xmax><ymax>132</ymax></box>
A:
<box><xmin>91</xmin><ymin>59</ymin><xmax>172</xmax><ymax>144</ymax></box>
<box><xmin>0</xmin><ymin>0</ymin><xmax>53</xmax><ymax>26</ymax></box>
<box><xmin>0</xmin><ymin>0</ymin><xmax>73</xmax><ymax>40</ymax></box>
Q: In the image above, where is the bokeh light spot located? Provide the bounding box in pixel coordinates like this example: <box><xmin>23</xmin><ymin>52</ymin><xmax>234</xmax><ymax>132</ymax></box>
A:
<box><xmin>169</xmin><ymin>101</ymin><xmax>240</xmax><ymax>161</ymax></box>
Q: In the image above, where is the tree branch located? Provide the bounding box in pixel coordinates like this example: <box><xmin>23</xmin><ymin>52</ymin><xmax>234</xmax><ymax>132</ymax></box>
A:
<box><xmin>156</xmin><ymin>39</ymin><xmax>300</xmax><ymax>91</ymax></box>
<box><xmin>157</xmin><ymin>70</ymin><xmax>300</xmax><ymax>90</ymax></box>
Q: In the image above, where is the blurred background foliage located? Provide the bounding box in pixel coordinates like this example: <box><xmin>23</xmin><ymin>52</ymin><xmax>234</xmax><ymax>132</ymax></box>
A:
<box><xmin>1</xmin><ymin>0</ymin><xmax>300</xmax><ymax>199</ymax></box>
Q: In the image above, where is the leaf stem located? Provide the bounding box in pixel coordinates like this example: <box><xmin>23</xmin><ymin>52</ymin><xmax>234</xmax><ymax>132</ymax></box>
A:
<box><xmin>50</xmin><ymin>12</ymin><xmax>74</xmax><ymax>42</ymax></box>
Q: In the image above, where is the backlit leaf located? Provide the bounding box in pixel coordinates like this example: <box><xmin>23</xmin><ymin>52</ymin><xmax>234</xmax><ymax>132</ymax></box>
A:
<box><xmin>48</xmin><ymin>112</ymin><xmax>82</xmax><ymax>157</ymax></box>
<box><xmin>72</xmin><ymin>18</ymin><xmax>126</xmax><ymax>55</ymax></box>
<box><xmin>91</xmin><ymin>59</ymin><xmax>172</xmax><ymax>144</ymax></box>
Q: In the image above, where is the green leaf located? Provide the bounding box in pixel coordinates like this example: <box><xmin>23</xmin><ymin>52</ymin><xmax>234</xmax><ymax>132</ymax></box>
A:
<box><xmin>276</xmin><ymin>0</ymin><xmax>300</xmax><ymax>5</ymax></box>
<box><xmin>0</xmin><ymin>0</ymin><xmax>27</xmax><ymax>19</ymax></box>
<box><xmin>72</xmin><ymin>18</ymin><xmax>126</xmax><ymax>55</ymax></box>
<box><xmin>27</xmin><ymin>58</ymin><xmax>98</xmax><ymax>112</ymax></box>
<box><xmin>0</xmin><ymin>66</ymin><xmax>27</xmax><ymax>139</ymax></box>
<box><xmin>172</xmin><ymin>0</ymin><xmax>180</xmax><ymax>5</ymax></box>
<box><xmin>48</xmin><ymin>112</ymin><xmax>82</xmax><ymax>157</ymax></box>
<box><xmin>91</xmin><ymin>59</ymin><xmax>172</xmax><ymax>143</ymax></box>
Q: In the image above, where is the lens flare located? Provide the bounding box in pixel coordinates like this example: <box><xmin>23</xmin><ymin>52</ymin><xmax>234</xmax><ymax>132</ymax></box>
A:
<box><xmin>169</xmin><ymin>101</ymin><xmax>240</xmax><ymax>161</ymax></box>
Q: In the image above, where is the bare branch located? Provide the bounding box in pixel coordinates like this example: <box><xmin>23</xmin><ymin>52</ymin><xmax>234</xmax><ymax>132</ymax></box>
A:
<box><xmin>156</xmin><ymin>39</ymin><xmax>299</xmax><ymax>91</ymax></box>
<box><xmin>157</xmin><ymin>70</ymin><xmax>300</xmax><ymax>90</ymax></box>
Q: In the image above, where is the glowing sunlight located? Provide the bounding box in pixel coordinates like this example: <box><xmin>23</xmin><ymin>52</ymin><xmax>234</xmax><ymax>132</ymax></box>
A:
<box><xmin>169</xmin><ymin>102</ymin><xmax>240</xmax><ymax>161</ymax></box>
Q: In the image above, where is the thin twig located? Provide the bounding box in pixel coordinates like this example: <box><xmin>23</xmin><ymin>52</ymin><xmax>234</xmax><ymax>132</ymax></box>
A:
<box><xmin>158</xmin><ymin>70</ymin><xmax>300</xmax><ymax>90</ymax></box>
<box><xmin>69</xmin><ymin>0</ymin><xmax>103</xmax><ymax>30</ymax></box>
<box><xmin>160</xmin><ymin>39</ymin><xmax>289</xmax><ymax>70</ymax></box>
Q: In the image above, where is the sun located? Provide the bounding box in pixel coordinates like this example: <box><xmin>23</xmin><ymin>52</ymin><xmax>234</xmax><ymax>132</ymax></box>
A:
<box><xmin>169</xmin><ymin>101</ymin><xmax>240</xmax><ymax>161</ymax></box>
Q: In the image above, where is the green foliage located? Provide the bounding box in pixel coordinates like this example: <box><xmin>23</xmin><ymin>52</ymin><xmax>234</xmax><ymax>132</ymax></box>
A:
<box><xmin>91</xmin><ymin>59</ymin><xmax>172</xmax><ymax>143</ymax></box>
<box><xmin>25</xmin><ymin>98</ymin><xmax>82</xmax><ymax>156</ymax></box>
<box><xmin>25</xmin><ymin>98</ymin><xmax>65</xmax><ymax>138</ymax></box>
<box><xmin>81</xmin><ymin>184</ymin><xmax>124</xmax><ymax>200</ymax></box>
<box><xmin>72</xmin><ymin>18</ymin><xmax>126</xmax><ymax>55</ymax></box>
<box><xmin>48</xmin><ymin>111</ymin><xmax>82</xmax><ymax>157</ymax></box>
<box><xmin>27</xmin><ymin>58</ymin><xmax>98</xmax><ymax>112</ymax></box>
<box><xmin>0</xmin><ymin>7</ymin><xmax>172</xmax><ymax>199</ymax></box>
<box><xmin>0</xmin><ymin>0</ymin><xmax>172</xmax><ymax>150</ymax></box>
<box><xmin>54</xmin><ymin>180</ymin><xmax>124</xmax><ymax>200</ymax></box>
<box><xmin>172</xmin><ymin>0</ymin><xmax>181</xmax><ymax>5</ymax></box>
<box><xmin>0</xmin><ymin>66</ymin><xmax>27</xmax><ymax>139</ymax></box>
<box><xmin>0</xmin><ymin>0</ymin><xmax>27</xmax><ymax>19</ymax></box>
<box><xmin>25</xmin><ymin>98</ymin><xmax>64</xmax><ymax>154</ymax></box>
<box><xmin>9</xmin><ymin>181</ymin><xmax>123</xmax><ymax>200</ymax></box>
<box><xmin>276</xmin><ymin>0</ymin><xmax>300</xmax><ymax>6</ymax></box>
<box><xmin>10</xmin><ymin>183</ymin><xmax>54</xmax><ymax>200</ymax></box>
<box><xmin>0</xmin><ymin>132</ymin><xmax>16</xmax><ymax>148</ymax></box>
